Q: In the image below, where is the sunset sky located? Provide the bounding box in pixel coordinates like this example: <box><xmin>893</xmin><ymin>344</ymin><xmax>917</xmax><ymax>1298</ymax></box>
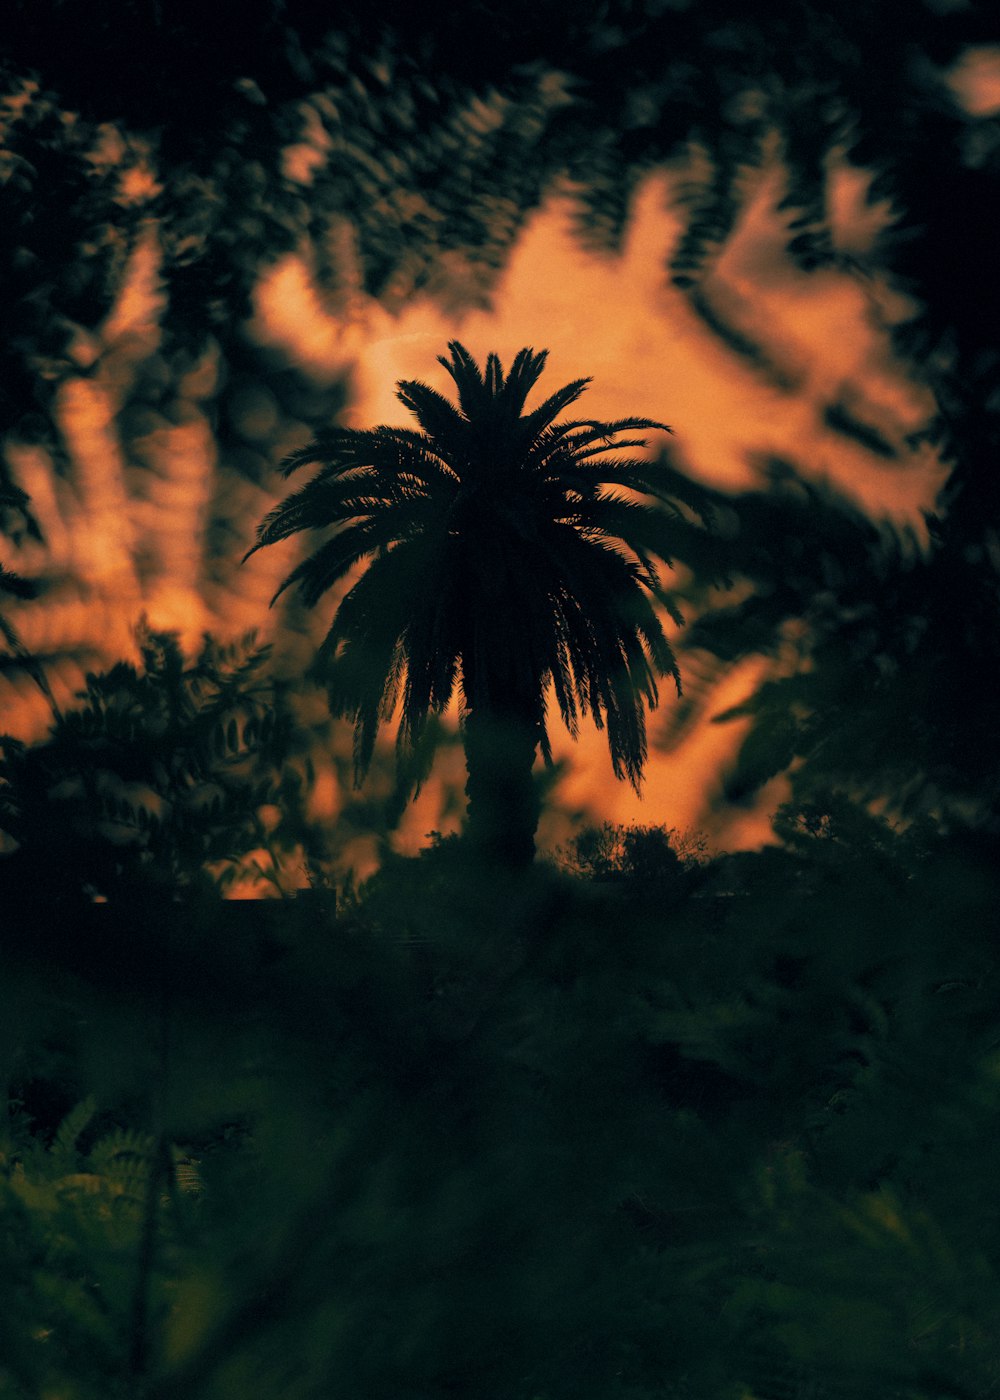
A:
<box><xmin>269</xmin><ymin>166</ymin><xmax>945</xmax><ymax>855</ymax></box>
<box><xmin>0</xmin><ymin>85</ymin><xmax>963</xmax><ymax>873</ymax></box>
<box><xmin>6</xmin><ymin>17</ymin><xmax>1000</xmax><ymax>1400</ymax></box>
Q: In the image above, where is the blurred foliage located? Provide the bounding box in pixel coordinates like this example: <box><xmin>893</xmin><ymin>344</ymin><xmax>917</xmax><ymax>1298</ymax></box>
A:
<box><xmin>0</xmin><ymin>813</ymin><xmax>999</xmax><ymax>1397</ymax></box>
<box><xmin>2</xmin><ymin>0</ymin><xmax>998</xmax><ymax>822</ymax></box>
<box><xmin>0</xmin><ymin>484</ymin><xmax>54</xmax><ymax>713</ymax></box>
<box><xmin>0</xmin><ymin>623</ymin><xmax>314</xmax><ymax>904</ymax></box>
<box><xmin>2</xmin><ymin>0</ymin><xmax>998</xmax><ymax>514</ymax></box>
<box><xmin>2</xmin><ymin>0</ymin><xmax>997</xmax><ymax>829</ymax></box>
<box><xmin>0</xmin><ymin>1094</ymin><xmax>199</xmax><ymax>1399</ymax></box>
<box><xmin>662</xmin><ymin>459</ymin><xmax>1000</xmax><ymax>835</ymax></box>
<box><xmin>2</xmin><ymin>4</ymin><xmax>1000</xmax><ymax>1397</ymax></box>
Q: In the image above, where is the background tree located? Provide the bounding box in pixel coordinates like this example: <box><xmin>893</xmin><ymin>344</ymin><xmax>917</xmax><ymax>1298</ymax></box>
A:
<box><xmin>246</xmin><ymin>341</ymin><xmax>711</xmax><ymax>865</ymax></box>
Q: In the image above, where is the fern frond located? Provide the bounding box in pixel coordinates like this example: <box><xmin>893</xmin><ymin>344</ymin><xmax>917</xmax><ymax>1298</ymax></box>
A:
<box><xmin>49</xmin><ymin>1097</ymin><xmax>98</xmax><ymax>1174</ymax></box>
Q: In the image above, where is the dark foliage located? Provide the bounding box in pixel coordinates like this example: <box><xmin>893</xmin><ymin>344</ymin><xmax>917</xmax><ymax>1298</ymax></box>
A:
<box><xmin>2</xmin><ymin>810</ymin><xmax>999</xmax><ymax>1398</ymax></box>
<box><xmin>3</xmin><ymin>1</ymin><xmax>998</xmax><ymax>523</ymax></box>
<box><xmin>2</xmin><ymin>3</ymin><xmax>1000</xmax><ymax>1396</ymax></box>
<box><xmin>0</xmin><ymin>625</ymin><xmax>299</xmax><ymax>909</ymax></box>
<box><xmin>664</xmin><ymin>462</ymin><xmax>1000</xmax><ymax>840</ymax></box>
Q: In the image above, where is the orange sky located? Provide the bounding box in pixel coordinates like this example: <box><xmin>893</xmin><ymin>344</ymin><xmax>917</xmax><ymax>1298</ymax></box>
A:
<box><xmin>249</xmin><ymin>165</ymin><xmax>946</xmax><ymax>858</ymax></box>
<box><xmin>1</xmin><ymin>156</ymin><xmax>949</xmax><ymax>879</ymax></box>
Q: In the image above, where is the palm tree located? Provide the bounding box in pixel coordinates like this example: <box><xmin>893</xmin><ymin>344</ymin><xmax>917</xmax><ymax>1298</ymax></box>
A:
<box><xmin>245</xmin><ymin>342</ymin><xmax>706</xmax><ymax>866</ymax></box>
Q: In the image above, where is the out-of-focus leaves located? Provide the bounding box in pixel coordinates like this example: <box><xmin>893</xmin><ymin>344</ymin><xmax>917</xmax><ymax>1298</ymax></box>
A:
<box><xmin>0</xmin><ymin>499</ymin><xmax>65</xmax><ymax>717</ymax></box>
<box><xmin>0</xmin><ymin>622</ymin><xmax>312</xmax><ymax>905</ymax></box>
<box><xmin>3</xmin><ymin>6</ymin><xmax>1000</xmax><ymax>1397</ymax></box>
<box><xmin>2</xmin><ymin>0</ymin><xmax>998</xmax><ymax>829</ymax></box>
<box><xmin>665</xmin><ymin>460</ymin><xmax>1000</xmax><ymax>830</ymax></box>
<box><xmin>1</xmin><ymin>798</ymin><xmax>999</xmax><ymax>1397</ymax></box>
<box><xmin>3</xmin><ymin>0</ymin><xmax>998</xmax><ymax>530</ymax></box>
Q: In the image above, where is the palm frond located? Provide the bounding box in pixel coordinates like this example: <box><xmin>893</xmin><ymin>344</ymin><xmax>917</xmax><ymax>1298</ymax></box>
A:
<box><xmin>518</xmin><ymin>378</ymin><xmax>594</xmax><ymax>442</ymax></box>
<box><xmin>246</xmin><ymin>471</ymin><xmax>442</xmax><ymax>564</ymax></box>
<box><xmin>320</xmin><ymin>535</ymin><xmax>451</xmax><ymax>778</ymax></box>
<box><xmin>270</xmin><ymin>517</ymin><xmax>405</xmax><ymax>607</ymax></box>
<box><xmin>395</xmin><ymin>378</ymin><xmax>470</xmax><ymax>448</ymax></box>
<box><xmin>278</xmin><ymin>428</ymin><xmax>382</xmax><ymax>478</ymax></box>
<box><xmin>438</xmin><ymin>340</ymin><xmax>488</xmax><ymax>419</ymax></box>
<box><xmin>368</xmin><ymin>428</ymin><xmax>461</xmax><ymax>485</ymax></box>
<box><xmin>499</xmin><ymin>345</ymin><xmax>549</xmax><ymax>417</ymax></box>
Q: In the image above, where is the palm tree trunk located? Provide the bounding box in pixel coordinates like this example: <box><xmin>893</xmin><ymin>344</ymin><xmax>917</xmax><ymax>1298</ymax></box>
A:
<box><xmin>462</xmin><ymin>707</ymin><xmax>540</xmax><ymax>868</ymax></box>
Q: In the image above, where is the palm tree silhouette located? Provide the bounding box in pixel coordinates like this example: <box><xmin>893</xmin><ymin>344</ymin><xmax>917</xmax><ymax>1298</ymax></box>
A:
<box><xmin>246</xmin><ymin>342</ymin><xmax>702</xmax><ymax>865</ymax></box>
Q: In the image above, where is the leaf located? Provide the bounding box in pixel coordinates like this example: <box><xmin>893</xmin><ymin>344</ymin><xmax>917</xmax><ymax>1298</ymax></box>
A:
<box><xmin>49</xmin><ymin>1097</ymin><xmax>98</xmax><ymax>1173</ymax></box>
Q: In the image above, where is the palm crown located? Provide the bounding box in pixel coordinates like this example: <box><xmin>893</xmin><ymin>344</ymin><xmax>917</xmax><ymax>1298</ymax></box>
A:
<box><xmin>246</xmin><ymin>341</ymin><xmax>703</xmax><ymax>860</ymax></box>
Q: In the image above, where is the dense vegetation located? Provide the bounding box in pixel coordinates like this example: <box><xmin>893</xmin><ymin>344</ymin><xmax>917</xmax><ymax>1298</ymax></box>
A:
<box><xmin>3</xmin><ymin>753</ymin><xmax>999</xmax><ymax>1398</ymax></box>
<box><xmin>2</xmin><ymin>1</ymin><xmax>999</xmax><ymax>1396</ymax></box>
